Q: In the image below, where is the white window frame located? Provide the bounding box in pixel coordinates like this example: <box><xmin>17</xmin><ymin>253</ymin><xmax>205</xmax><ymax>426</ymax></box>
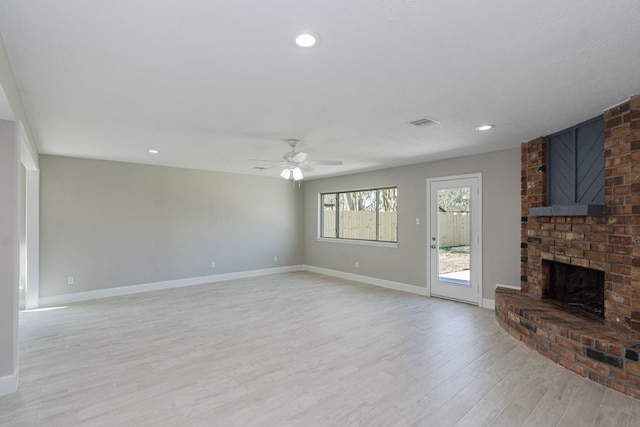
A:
<box><xmin>318</xmin><ymin>187</ymin><xmax>398</xmax><ymax>246</ymax></box>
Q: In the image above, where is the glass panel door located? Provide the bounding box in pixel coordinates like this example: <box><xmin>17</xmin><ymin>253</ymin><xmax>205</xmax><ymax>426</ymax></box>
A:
<box><xmin>428</xmin><ymin>175</ymin><xmax>481</xmax><ymax>304</ymax></box>
<box><xmin>437</xmin><ymin>186</ymin><xmax>470</xmax><ymax>286</ymax></box>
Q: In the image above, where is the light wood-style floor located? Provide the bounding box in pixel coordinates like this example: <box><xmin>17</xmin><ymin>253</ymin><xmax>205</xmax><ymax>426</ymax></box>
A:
<box><xmin>2</xmin><ymin>271</ymin><xmax>640</xmax><ymax>426</ymax></box>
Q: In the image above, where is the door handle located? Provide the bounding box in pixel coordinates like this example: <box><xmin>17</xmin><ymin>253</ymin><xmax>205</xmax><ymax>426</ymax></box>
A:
<box><xmin>431</xmin><ymin>244</ymin><xmax>436</xmax><ymax>249</ymax></box>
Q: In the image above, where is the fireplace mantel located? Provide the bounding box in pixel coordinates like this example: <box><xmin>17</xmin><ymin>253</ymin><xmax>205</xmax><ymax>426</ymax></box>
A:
<box><xmin>529</xmin><ymin>204</ymin><xmax>605</xmax><ymax>217</ymax></box>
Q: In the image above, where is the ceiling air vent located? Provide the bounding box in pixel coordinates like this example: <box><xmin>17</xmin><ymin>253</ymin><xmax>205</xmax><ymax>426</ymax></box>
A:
<box><xmin>409</xmin><ymin>117</ymin><xmax>441</xmax><ymax>127</ymax></box>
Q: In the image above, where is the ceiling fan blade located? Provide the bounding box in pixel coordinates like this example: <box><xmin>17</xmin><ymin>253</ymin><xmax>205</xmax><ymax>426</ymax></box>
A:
<box><xmin>293</xmin><ymin>152</ymin><xmax>308</xmax><ymax>162</ymax></box>
<box><xmin>248</xmin><ymin>159</ymin><xmax>291</xmax><ymax>167</ymax></box>
<box><xmin>305</xmin><ymin>160</ymin><xmax>343</xmax><ymax>165</ymax></box>
<box><xmin>252</xmin><ymin>164</ymin><xmax>279</xmax><ymax>170</ymax></box>
<box><xmin>248</xmin><ymin>159</ymin><xmax>280</xmax><ymax>163</ymax></box>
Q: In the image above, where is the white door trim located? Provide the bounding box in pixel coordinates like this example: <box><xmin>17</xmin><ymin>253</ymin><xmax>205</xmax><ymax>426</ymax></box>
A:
<box><xmin>426</xmin><ymin>173</ymin><xmax>482</xmax><ymax>305</ymax></box>
<box><xmin>19</xmin><ymin>121</ymin><xmax>39</xmax><ymax>310</ymax></box>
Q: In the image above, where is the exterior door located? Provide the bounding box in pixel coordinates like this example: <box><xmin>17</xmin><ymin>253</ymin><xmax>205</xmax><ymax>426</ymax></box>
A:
<box><xmin>428</xmin><ymin>174</ymin><xmax>481</xmax><ymax>305</ymax></box>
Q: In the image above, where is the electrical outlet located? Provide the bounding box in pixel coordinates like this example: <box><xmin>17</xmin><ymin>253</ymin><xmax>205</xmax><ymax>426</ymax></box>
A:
<box><xmin>67</xmin><ymin>276</ymin><xmax>74</xmax><ymax>285</ymax></box>
<box><xmin>274</xmin><ymin>256</ymin><xmax>278</xmax><ymax>262</ymax></box>
<box><xmin>355</xmin><ymin>261</ymin><xmax>359</xmax><ymax>268</ymax></box>
<box><xmin>211</xmin><ymin>261</ymin><xmax>216</xmax><ymax>268</ymax></box>
<box><xmin>416</xmin><ymin>218</ymin><xmax>420</xmax><ymax>225</ymax></box>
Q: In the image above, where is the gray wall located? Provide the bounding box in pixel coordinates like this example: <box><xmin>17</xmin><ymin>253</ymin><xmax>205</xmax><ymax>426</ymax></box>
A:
<box><xmin>0</xmin><ymin>119</ymin><xmax>17</xmax><ymax>378</ymax></box>
<box><xmin>39</xmin><ymin>155</ymin><xmax>304</xmax><ymax>298</ymax></box>
<box><xmin>40</xmin><ymin>149</ymin><xmax>519</xmax><ymax>301</ymax></box>
<box><xmin>303</xmin><ymin>148</ymin><xmax>521</xmax><ymax>301</ymax></box>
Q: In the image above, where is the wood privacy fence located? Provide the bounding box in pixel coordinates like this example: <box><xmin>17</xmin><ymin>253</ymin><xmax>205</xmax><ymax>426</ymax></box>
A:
<box><xmin>438</xmin><ymin>212</ymin><xmax>469</xmax><ymax>247</ymax></box>
<box><xmin>322</xmin><ymin>211</ymin><xmax>468</xmax><ymax>245</ymax></box>
<box><xmin>323</xmin><ymin>212</ymin><xmax>397</xmax><ymax>241</ymax></box>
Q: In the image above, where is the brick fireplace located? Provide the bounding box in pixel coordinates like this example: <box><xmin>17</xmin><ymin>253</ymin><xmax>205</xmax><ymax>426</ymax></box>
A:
<box><xmin>495</xmin><ymin>94</ymin><xmax>640</xmax><ymax>398</ymax></box>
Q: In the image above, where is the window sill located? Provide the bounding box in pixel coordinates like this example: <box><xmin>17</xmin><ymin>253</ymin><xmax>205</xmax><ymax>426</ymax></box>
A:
<box><xmin>316</xmin><ymin>237</ymin><xmax>398</xmax><ymax>248</ymax></box>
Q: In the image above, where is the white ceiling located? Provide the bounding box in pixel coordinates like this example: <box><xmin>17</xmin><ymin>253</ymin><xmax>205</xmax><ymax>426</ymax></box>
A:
<box><xmin>0</xmin><ymin>1</ymin><xmax>639</xmax><ymax>179</ymax></box>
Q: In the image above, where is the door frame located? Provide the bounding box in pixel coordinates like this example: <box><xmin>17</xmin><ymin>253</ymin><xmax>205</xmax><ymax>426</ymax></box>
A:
<box><xmin>19</xmin><ymin>121</ymin><xmax>40</xmax><ymax>310</ymax></box>
<box><xmin>426</xmin><ymin>173</ymin><xmax>482</xmax><ymax>305</ymax></box>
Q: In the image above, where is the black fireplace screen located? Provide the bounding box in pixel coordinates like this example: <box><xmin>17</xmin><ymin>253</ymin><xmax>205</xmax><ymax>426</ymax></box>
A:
<box><xmin>546</xmin><ymin>262</ymin><xmax>605</xmax><ymax>319</ymax></box>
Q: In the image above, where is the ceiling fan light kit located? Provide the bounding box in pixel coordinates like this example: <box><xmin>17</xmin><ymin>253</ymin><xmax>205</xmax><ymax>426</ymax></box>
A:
<box><xmin>292</xmin><ymin>167</ymin><xmax>304</xmax><ymax>181</ymax></box>
<box><xmin>280</xmin><ymin>168</ymin><xmax>292</xmax><ymax>180</ymax></box>
<box><xmin>280</xmin><ymin>166</ymin><xmax>304</xmax><ymax>181</ymax></box>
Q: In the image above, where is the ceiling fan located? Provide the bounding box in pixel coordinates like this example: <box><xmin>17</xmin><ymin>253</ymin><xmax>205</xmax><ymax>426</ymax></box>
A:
<box><xmin>253</xmin><ymin>139</ymin><xmax>343</xmax><ymax>181</ymax></box>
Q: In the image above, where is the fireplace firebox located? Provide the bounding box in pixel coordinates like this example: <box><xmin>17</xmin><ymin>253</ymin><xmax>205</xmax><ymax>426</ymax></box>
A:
<box><xmin>545</xmin><ymin>261</ymin><xmax>604</xmax><ymax>319</ymax></box>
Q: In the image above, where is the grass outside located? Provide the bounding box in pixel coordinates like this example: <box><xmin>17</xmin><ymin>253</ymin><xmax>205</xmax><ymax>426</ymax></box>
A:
<box><xmin>439</xmin><ymin>245</ymin><xmax>470</xmax><ymax>274</ymax></box>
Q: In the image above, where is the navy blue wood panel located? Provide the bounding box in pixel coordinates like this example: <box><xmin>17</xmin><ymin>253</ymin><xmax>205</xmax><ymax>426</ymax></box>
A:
<box><xmin>576</xmin><ymin>117</ymin><xmax>605</xmax><ymax>204</ymax></box>
<box><xmin>548</xmin><ymin>130</ymin><xmax>575</xmax><ymax>205</ymax></box>
<box><xmin>547</xmin><ymin>115</ymin><xmax>604</xmax><ymax>206</ymax></box>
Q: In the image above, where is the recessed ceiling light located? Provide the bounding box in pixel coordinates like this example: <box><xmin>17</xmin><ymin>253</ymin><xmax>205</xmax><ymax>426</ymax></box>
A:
<box><xmin>295</xmin><ymin>33</ymin><xmax>316</xmax><ymax>47</ymax></box>
<box><xmin>476</xmin><ymin>125</ymin><xmax>495</xmax><ymax>131</ymax></box>
<box><xmin>148</xmin><ymin>149</ymin><xmax>159</xmax><ymax>154</ymax></box>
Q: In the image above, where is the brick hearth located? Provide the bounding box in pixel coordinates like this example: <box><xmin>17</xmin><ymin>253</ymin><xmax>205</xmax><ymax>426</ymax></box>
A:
<box><xmin>496</xmin><ymin>288</ymin><xmax>640</xmax><ymax>397</ymax></box>
<box><xmin>495</xmin><ymin>94</ymin><xmax>640</xmax><ymax>398</ymax></box>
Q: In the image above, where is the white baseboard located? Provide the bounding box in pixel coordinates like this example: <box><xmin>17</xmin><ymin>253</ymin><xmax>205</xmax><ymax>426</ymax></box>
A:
<box><xmin>37</xmin><ymin>265</ymin><xmax>498</xmax><ymax>311</ymax></box>
<box><xmin>0</xmin><ymin>369</ymin><xmax>18</xmax><ymax>397</ymax></box>
<box><xmin>482</xmin><ymin>283</ymin><xmax>520</xmax><ymax>311</ymax></box>
<box><xmin>303</xmin><ymin>265</ymin><xmax>430</xmax><ymax>297</ymax></box>
<box><xmin>482</xmin><ymin>299</ymin><xmax>495</xmax><ymax>310</ymax></box>
<box><xmin>303</xmin><ymin>265</ymin><xmax>496</xmax><ymax>310</ymax></box>
<box><xmin>38</xmin><ymin>265</ymin><xmax>304</xmax><ymax>307</ymax></box>
<box><xmin>495</xmin><ymin>283</ymin><xmax>521</xmax><ymax>291</ymax></box>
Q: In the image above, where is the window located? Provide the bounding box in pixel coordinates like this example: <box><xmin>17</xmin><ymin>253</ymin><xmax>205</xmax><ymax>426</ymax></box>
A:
<box><xmin>321</xmin><ymin>187</ymin><xmax>397</xmax><ymax>243</ymax></box>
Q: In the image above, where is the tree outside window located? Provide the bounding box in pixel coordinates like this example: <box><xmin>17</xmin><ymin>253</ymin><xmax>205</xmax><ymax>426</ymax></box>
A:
<box><xmin>321</xmin><ymin>187</ymin><xmax>397</xmax><ymax>242</ymax></box>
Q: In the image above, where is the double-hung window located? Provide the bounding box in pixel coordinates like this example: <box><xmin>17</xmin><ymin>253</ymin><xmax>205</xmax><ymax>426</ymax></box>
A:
<box><xmin>321</xmin><ymin>187</ymin><xmax>397</xmax><ymax>243</ymax></box>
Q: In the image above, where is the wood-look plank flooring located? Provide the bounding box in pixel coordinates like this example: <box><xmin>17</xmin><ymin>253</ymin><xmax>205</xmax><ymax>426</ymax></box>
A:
<box><xmin>2</xmin><ymin>271</ymin><xmax>640</xmax><ymax>426</ymax></box>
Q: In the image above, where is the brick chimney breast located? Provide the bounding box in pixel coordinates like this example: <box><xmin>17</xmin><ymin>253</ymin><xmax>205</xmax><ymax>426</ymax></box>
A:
<box><xmin>497</xmin><ymin>94</ymin><xmax>640</xmax><ymax>399</ymax></box>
